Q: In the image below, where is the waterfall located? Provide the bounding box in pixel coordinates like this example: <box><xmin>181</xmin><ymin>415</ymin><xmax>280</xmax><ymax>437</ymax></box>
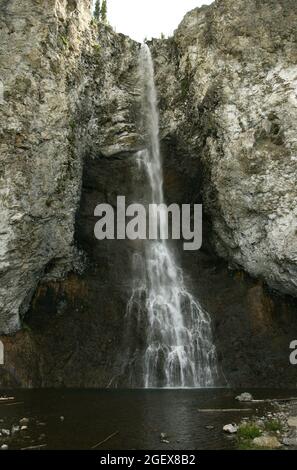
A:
<box><xmin>124</xmin><ymin>44</ymin><xmax>218</xmax><ymax>388</ymax></box>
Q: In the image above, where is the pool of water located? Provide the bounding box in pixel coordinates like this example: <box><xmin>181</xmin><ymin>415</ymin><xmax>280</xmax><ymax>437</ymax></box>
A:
<box><xmin>0</xmin><ymin>389</ymin><xmax>294</xmax><ymax>450</ymax></box>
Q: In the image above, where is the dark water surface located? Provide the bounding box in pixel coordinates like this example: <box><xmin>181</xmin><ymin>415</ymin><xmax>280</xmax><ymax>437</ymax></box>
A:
<box><xmin>0</xmin><ymin>389</ymin><xmax>294</xmax><ymax>450</ymax></box>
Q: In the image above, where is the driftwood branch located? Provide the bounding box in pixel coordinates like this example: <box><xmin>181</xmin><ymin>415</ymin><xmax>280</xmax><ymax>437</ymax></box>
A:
<box><xmin>21</xmin><ymin>444</ymin><xmax>47</xmax><ymax>450</ymax></box>
<box><xmin>91</xmin><ymin>431</ymin><xmax>119</xmax><ymax>449</ymax></box>
<box><xmin>0</xmin><ymin>401</ymin><xmax>24</xmax><ymax>407</ymax></box>
<box><xmin>270</xmin><ymin>397</ymin><xmax>297</xmax><ymax>402</ymax></box>
<box><xmin>249</xmin><ymin>398</ymin><xmax>297</xmax><ymax>404</ymax></box>
<box><xmin>197</xmin><ymin>408</ymin><xmax>253</xmax><ymax>412</ymax></box>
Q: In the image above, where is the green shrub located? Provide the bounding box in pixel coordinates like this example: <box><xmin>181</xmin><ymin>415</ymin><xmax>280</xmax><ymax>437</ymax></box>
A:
<box><xmin>238</xmin><ymin>423</ymin><xmax>262</xmax><ymax>440</ymax></box>
<box><xmin>94</xmin><ymin>0</ymin><xmax>101</xmax><ymax>20</ymax></box>
<box><xmin>60</xmin><ymin>35</ymin><xmax>68</xmax><ymax>47</ymax></box>
<box><xmin>93</xmin><ymin>44</ymin><xmax>101</xmax><ymax>53</ymax></box>
<box><xmin>101</xmin><ymin>0</ymin><xmax>107</xmax><ymax>23</ymax></box>
<box><xmin>264</xmin><ymin>419</ymin><xmax>283</xmax><ymax>433</ymax></box>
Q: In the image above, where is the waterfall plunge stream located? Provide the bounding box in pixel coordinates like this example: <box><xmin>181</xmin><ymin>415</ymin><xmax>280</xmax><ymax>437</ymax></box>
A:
<box><xmin>124</xmin><ymin>45</ymin><xmax>218</xmax><ymax>388</ymax></box>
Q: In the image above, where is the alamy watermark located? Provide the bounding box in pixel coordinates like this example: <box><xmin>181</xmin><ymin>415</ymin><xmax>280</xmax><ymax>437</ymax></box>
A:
<box><xmin>94</xmin><ymin>196</ymin><xmax>202</xmax><ymax>251</ymax></box>
<box><xmin>289</xmin><ymin>340</ymin><xmax>297</xmax><ymax>365</ymax></box>
<box><xmin>0</xmin><ymin>340</ymin><xmax>4</xmax><ymax>365</ymax></box>
<box><xmin>0</xmin><ymin>79</ymin><xmax>4</xmax><ymax>105</ymax></box>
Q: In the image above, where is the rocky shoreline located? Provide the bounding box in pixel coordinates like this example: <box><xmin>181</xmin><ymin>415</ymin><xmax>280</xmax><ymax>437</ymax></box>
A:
<box><xmin>223</xmin><ymin>393</ymin><xmax>297</xmax><ymax>450</ymax></box>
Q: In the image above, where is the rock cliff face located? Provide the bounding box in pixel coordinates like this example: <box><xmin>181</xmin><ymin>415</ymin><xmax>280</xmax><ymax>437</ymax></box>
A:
<box><xmin>0</xmin><ymin>0</ymin><xmax>297</xmax><ymax>388</ymax></box>
<box><xmin>0</xmin><ymin>0</ymin><xmax>93</xmax><ymax>333</ymax></box>
<box><xmin>0</xmin><ymin>0</ymin><xmax>143</xmax><ymax>386</ymax></box>
<box><xmin>152</xmin><ymin>0</ymin><xmax>297</xmax><ymax>297</ymax></box>
<box><xmin>0</xmin><ymin>0</ymin><xmax>140</xmax><ymax>334</ymax></box>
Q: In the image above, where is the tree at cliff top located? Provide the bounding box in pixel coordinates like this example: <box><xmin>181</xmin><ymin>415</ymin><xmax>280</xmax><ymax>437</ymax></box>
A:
<box><xmin>94</xmin><ymin>0</ymin><xmax>101</xmax><ymax>20</ymax></box>
<box><xmin>101</xmin><ymin>0</ymin><xmax>107</xmax><ymax>23</ymax></box>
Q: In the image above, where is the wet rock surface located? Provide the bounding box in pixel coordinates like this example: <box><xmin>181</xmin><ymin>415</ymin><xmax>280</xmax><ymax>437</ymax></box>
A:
<box><xmin>236</xmin><ymin>393</ymin><xmax>253</xmax><ymax>402</ymax></box>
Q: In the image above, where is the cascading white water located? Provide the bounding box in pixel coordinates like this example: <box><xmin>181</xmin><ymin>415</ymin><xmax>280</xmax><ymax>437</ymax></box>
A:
<box><xmin>125</xmin><ymin>44</ymin><xmax>217</xmax><ymax>388</ymax></box>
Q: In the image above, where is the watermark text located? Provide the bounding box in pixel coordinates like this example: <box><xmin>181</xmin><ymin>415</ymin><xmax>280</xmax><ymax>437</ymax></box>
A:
<box><xmin>94</xmin><ymin>197</ymin><xmax>202</xmax><ymax>251</ymax></box>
